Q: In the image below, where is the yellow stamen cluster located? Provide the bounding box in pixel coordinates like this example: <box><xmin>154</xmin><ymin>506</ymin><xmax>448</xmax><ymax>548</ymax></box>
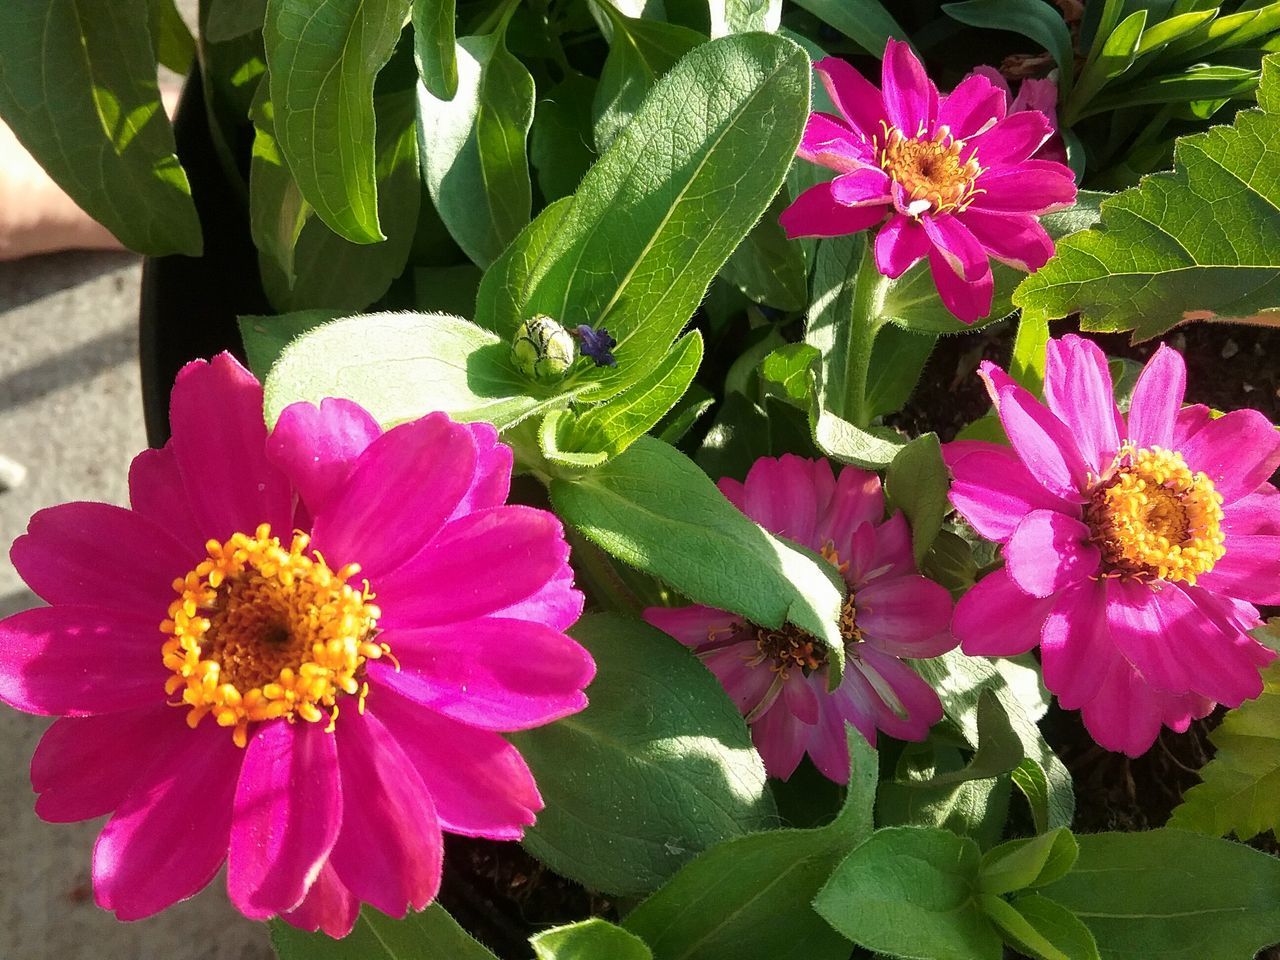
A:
<box><xmin>161</xmin><ymin>524</ymin><xmax>390</xmax><ymax>747</ymax></box>
<box><xmin>1085</xmin><ymin>446</ymin><xmax>1225</xmax><ymax>585</ymax></box>
<box><xmin>879</xmin><ymin>125</ymin><xmax>982</xmax><ymax>215</ymax></box>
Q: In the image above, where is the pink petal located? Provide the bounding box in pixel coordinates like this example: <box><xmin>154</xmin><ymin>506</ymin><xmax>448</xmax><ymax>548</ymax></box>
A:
<box><xmin>280</xmin><ymin>861</ymin><xmax>359</xmax><ymax>939</ymax></box>
<box><xmin>93</xmin><ymin>722</ymin><xmax>243</xmax><ymax>920</ymax></box>
<box><xmin>958</xmin><ymin>209</ymin><xmax>1054</xmax><ymax>272</ymax></box>
<box><xmin>32</xmin><ymin>705</ymin><xmax>181</xmax><ymax>822</ymax></box>
<box><xmin>751</xmin><ymin>696</ymin><xmax>808</xmax><ymax>780</ymax></box>
<box><xmin>978</xmin><ymin>359</ymin><xmax>1017</xmax><ymax>408</ymax></box>
<box><xmin>815</xmin><ymin>57</ymin><xmax>886</xmax><ymax>143</ymax></box>
<box><xmin>922</xmin><ymin>215</ymin><xmax>988</xmax><ymax>281</ymax></box>
<box><xmin>875</xmin><ymin>214</ymin><xmax>931</xmax><ymax>278</ymax></box>
<box><xmin>1040</xmin><ymin>578</ymin><xmax>1114</xmax><ymax>709</ymax></box>
<box><xmin>797</xmin><ymin>111</ymin><xmax>868</xmax><ymax>172</ymax></box>
<box><xmin>846</xmin><ymin>511</ymin><xmax>916</xmax><ymax>584</ymax></box>
<box><xmin>928</xmin><ymin>247</ymin><xmax>993</xmax><ymax>323</ymax></box>
<box><xmin>938</xmin><ymin>73</ymin><xmax>1004</xmax><ymax>140</ymax></box>
<box><xmin>969</xmin><ymin>111</ymin><xmax>1053</xmax><ymax>166</ymax></box>
<box><xmin>742</xmin><ymin>454</ymin><xmax>822</xmax><ymax>548</ymax></box>
<box><xmin>954</xmin><ymin>567</ymin><xmax>1056</xmax><ymax>657</ymax></box>
<box><xmin>1079</xmin><ymin>658</ymin><xmax>1164</xmax><ymax>757</ymax></box>
<box><xmin>996</xmin><ymin>384</ymin><xmax>1092</xmax><ymax>500</ymax></box>
<box><xmin>1177</xmin><ymin>408</ymin><xmax>1280</xmax><ymax>504</ymax></box>
<box><xmin>807</xmin><ymin>697</ymin><xmax>854</xmax><ymax>783</ymax></box>
<box><xmin>1198</xmin><ymin>533</ymin><xmax>1280</xmax><ymax>606</ymax></box>
<box><xmin>0</xmin><ymin>605</ymin><xmax>169</xmax><ymax>716</ymax></box>
<box><xmin>267</xmin><ymin>398</ymin><xmax>382</xmax><ymax>519</ymax></box>
<box><xmin>1042</xmin><ymin>335</ymin><xmax>1124</xmax><ymax>476</ymax></box>
<box><xmin>823</xmin><ymin>464</ymin><xmax>885</xmax><ymax>554</ymax></box>
<box><xmin>371</xmin><ymin>685</ymin><xmax>542</xmax><ymax>839</ymax></box>
<box><xmin>456</xmin><ymin>422</ymin><xmax>514</xmax><ymax>517</ymax></box>
<box><xmin>968</xmin><ymin>65</ymin><xmax>1011</xmax><ymax>99</ymax></box>
<box><xmin>856</xmin><ymin>574</ymin><xmax>953</xmax><ymax>653</ymax></box>
<box><xmin>374</xmin><ymin>505</ymin><xmax>571</xmax><ymax>629</ymax></box>
<box><xmin>779</xmin><ymin>181</ymin><xmax>888</xmax><ymax>239</ymax></box>
<box><xmin>312</xmin><ymin>412</ymin><xmax>478</xmax><ymax>580</ymax></box>
<box><xmin>783</xmin><ymin>672</ymin><xmax>820</xmax><ymax>725</ymax></box>
<box><xmin>854</xmin><ymin>646</ymin><xmax>943</xmax><ymax>742</ymax></box>
<box><xmin>702</xmin><ymin>643</ymin><xmax>776</xmax><ymax>716</ymax></box>
<box><xmin>946</xmin><ymin>441</ymin><xmax>1078</xmax><ymax>542</ymax></box>
<box><xmin>369</xmin><ymin>616</ymin><xmax>593</xmax><ymax>731</ymax></box>
<box><xmin>1223</xmin><ymin>487</ymin><xmax>1280</xmax><ymax>536</ymax></box>
<box><xmin>830</xmin><ymin>167</ymin><xmax>894</xmax><ymax>207</ymax></box>
<box><xmin>1010</xmin><ymin>76</ymin><xmax>1058</xmax><ymax>116</ymax></box>
<box><xmin>881</xmin><ymin>39</ymin><xmax>938</xmax><ymax>135</ymax></box>
<box><xmin>643</xmin><ymin>605</ymin><xmax>737</xmax><ymax>649</ymax></box>
<box><xmin>167</xmin><ymin>353</ymin><xmax>292</xmax><ymax>543</ymax></box>
<box><xmin>11</xmin><ymin>503</ymin><xmax>193</xmax><ymax>612</ymax></box>
<box><xmin>489</xmin><ymin>564</ymin><xmax>583</xmax><ymax>633</ymax></box>
<box><xmin>228</xmin><ymin>721</ymin><xmax>342</xmax><ymax>920</ymax></box>
<box><xmin>128</xmin><ymin>446</ymin><xmax>203</xmax><ymax>552</ymax></box>
<box><xmin>1005</xmin><ymin>510</ymin><xmax>1099</xmax><ymax>597</ymax></box>
<box><xmin>971</xmin><ymin>160</ymin><xmax>1077</xmax><ymax>215</ymax></box>
<box><xmin>329</xmin><ymin>710</ymin><xmax>443</xmax><ymax>917</ymax></box>
<box><xmin>1125</xmin><ymin>343</ymin><xmax>1186</xmax><ymax>449</ymax></box>
<box><xmin>1172</xmin><ymin>403</ymin><xmax>1213</xmax><ymax>446</ymax></box>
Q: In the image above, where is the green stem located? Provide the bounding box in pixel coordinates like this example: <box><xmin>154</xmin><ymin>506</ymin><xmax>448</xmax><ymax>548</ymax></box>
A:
<box><xmin>844</xmin><ymin>237</ymin><xmax>890</xmax><ymax>429</ymax></box>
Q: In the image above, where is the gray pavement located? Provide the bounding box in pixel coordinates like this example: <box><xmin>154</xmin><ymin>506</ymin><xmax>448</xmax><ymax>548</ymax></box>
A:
<box><xmin>0</xmin><ymin>251</ymin><xmax>271</xmax><ymax>959</ymax></box>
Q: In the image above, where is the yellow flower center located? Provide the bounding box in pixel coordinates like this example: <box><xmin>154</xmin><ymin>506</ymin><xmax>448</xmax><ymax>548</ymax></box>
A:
<box><xmin>879</xmin><ymin>126</ymin><xmax>982</xmax><ymax>215</ymax></box>
<box><xmin>1085</xmin><ymin>446</ymin><xmax>1225</xmax><ymax>585</ymax></box>
<box><xmin>161</xmin><ymin>524</ymin><xmax>391</xmax><ymax>747</ymax></box>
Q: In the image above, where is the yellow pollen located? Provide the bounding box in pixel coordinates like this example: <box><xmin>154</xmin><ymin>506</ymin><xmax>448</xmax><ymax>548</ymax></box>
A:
<box><xmin>161</xmin><ymin>523</ymin><xmax>391</xmax><ymax>747</ymax></box>
<box><xmin>1085</xmin><ymin>446</ymin><xmax>1225</xmax><ymax>585</ymax></box>
<box><xmin>879</xmin><ymin>124</ymin><xmax>982</xmax><ymax>215</ymax></box>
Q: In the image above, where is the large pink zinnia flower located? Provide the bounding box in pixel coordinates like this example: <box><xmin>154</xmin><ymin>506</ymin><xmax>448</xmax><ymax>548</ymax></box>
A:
<box><xmin>947</xmin><ymin>335</ymin><xmax>1280</xmax><ymax>757</ymax></box>
<box><xmin>779</xmin><ymin>40</ymin><xmax>1078</xmax><ymax>323</ymax></box>
<box><xmin>0</xmin><ymin>354</ymin><xmax>593</xmax><ymax>936</ymax></box>
<box><xmin>644</xmin><ymin>455</ymin><xmax>954</xmax><ymax>782</ymax></box>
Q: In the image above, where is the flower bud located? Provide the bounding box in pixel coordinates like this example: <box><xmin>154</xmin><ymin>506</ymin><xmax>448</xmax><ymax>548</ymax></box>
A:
<box><xmin>512</xmin><ymin>315</ymin><xmax>575</xmax><ymax>384</ymax></box>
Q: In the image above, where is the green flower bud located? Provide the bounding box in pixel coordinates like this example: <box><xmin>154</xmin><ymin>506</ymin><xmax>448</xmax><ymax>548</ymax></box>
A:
<box><xmin>512</xmin><ymin>315</ymin><xmax>576</xmax><ymax>384</ymax></box>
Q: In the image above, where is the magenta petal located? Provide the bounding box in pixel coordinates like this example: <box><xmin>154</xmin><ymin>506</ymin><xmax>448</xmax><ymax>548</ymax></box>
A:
<box><xmin>1079</xmin><ymin>658</ymin><xmax>1164</xmax><ymax>758</ymax></box>
<box><xmin>1177</xmin><ymin>408</ymin><xmax>1280</xmax><ymax>504</ymax></box>
<box><xmin>881</xmin><ymin>39</ymin><xmax>938</xmax><ymax>134</ymax></box>
<box><xmin>969</xmin><ymin>111</ymin><xmax>1053</xmax><ymax>166</ymax></box>
<box><xmin>1125</xmin><ymin>343</ymin><xmax>1186</xmax><ymax>450</ymax></box>
<box><xmin>1042</xmin><ymin>335</ymin><xmax>1124</xmax><ymax>476</ymax></box>
<box><xmin>1040</xmin><ymin>579</ymin><xmax>1114</xmax><ymax>709</ymax></box>
<box><xmin>1005</xmin><ymin>509</ymin><xmax>1099</xmax><ymax>597</ymax></box>
<box><xmin>855</xmin><ymin>646</ymin><xmax>944</xmax><ymax>742</ymax></box>
<box><xmin>742</xmin><ymin>454</ymin><xmax>821</xmax><ymax>547</ymax></box>
<box><xmin>830</xmin><ymin>167</ymin><xmax>893</xmax><ymax>207</ymax></box>
<box><xmin>0</xmin><ymin>605</ymin><xmax>169</xmax><ymax>716</ymax></box>
<box><xmin>752</xmin><ymin>698</ymin><xmax>807</xmax><ymax>780</ymax></box>
<box><xmin>32</xmin><ymin>705</ymin><xmax>181</xmax><ymax>822</ymax></box>
<box><xmin>808</xmin><ymin>699</ymin><xmax>854</xmax><ymax>783</ymax></box>
<box><xmin>996</xmin><ymin>384</ymin><xmax>1092</xmax><ymax>500</ymax></box>
<box><xmin>167</xmin><ymin>353</ymin><xmax>292</xmax><ymax>543</ymax></box>
<box><xmin>946</xmin><ymin>442</ymin><xmax>1077</xmax><ymax>542</ymax></box>
<box><xmin>1223</xmin><ymin>488</ymin><xmax>1280</xmax><ymax>537</ymax></box>
<box><xmin>780</xmin><ymin>182</ymin><xmax>888</xmax><ymax>239</ymax></box>
<box><xmin>370</xmin><ymin>616</ymin><xmax>593</xmax><ymax>731</ymax></box>
<box><xmin>11</xmin><ymin>502</ymin><xmax>192</xmax><ymax>611</ymax></box>
<box><xmin>978</xmin><ymin>359</ymin><xmax>1017</xmax><ymax>408</ymax></box>
<box><xmin>971</xmin><ymin>160</ymin><xmax>1077</xmax><ymax>215</ymax></box>
<box><xmin>128</xmin><ymin>446</ymin><xmax>203</xmax><ymax>552</ymax></box>
<box><xmin>954</xmin><ymin>567</ymin><xmax>1055</xmax><ymax>657</ymax></box>
<box><xmin>703</xmin><ymin>643</ymin><xmax>775</xmax><ymax>716</ymax></box>
<box><xmin>329</xmin><ymin>710</ymin><xmax>443</xmax><ymax>917</ymax></box>
<box><xmin>93</xmin><ymin>722</ymin><xmax>242</xmax><ymax>920</ymax></box>
<box><xmin>455</xmin><ymin>422</ymin><xmax>514</xmax><ymax>518</ymax></box>
<box><xmin>643</xmin><ymin>605</ymin><xmax>736</xmax><ymax>648</ymax></box>
<box><xmin>927</xmin><ymin>246</ymin><xmax>993</xmax><ymax>323</ymax></box>
<box><xmin>228</xmin><ymin>721</ymin><xmax>342</xmax><ymax>920</ymax></box>
<box><xmin>815</xmin><ymin>57</ymin><xmax>886</xmax><ymax>142</ymax></box>
<box><xmin>856</xmin><ymin>574</ymin><xmax>953</xmax><ymax>653</ymax></box>
<box><xmin>797</xmin><ymin>111</ymin><xmax>867</xmax><ymax>171</ymax></box>
<box><xmin>1200</xmin><ymin>533</ymin><xmax>1280</xmax><ymax>606</ymax></box>
<box><xmin>958</xmin><ymin>209</ymin><xmax>1054</xmax><ymax>272</ymax></box>
<box><xmin>489</xmin><ymin>564</ymin><xmax>584</xmax><ymax>633</ymax></box>
<box><xmin>1173</xmin><ymin>403</ymin><xmax>1214</xmax><ymax>446</ymax></box>
<box><xmin>938</xmin><ymin>73</ymin><xmax>1004</xmax><ymax>139</ymax></box>
<box><xmin>372</xmin><ymin>685</ymin><xmax>541</xmax><ymax>839</ymax></box>
<box><xmin>267</xmin><ymin>399</ymin><xmax>382</xmax><ymax>519</ymax></box>
<box><xmin>783</xmin><ymin>674</ymin><xmax>820</xmax><ymax>725</ymax></box>
<box><xmin>922</xmin><ymin>215</ymin><xmax>987</xmax><ymax>280</ymax></box>
<box><xmin>312</xmin><ymin>412</ymin><xmax>477</xmax><ymax>579</ymax></box>
<box><xmin>875</xmin><ymin>214</ymin><xmax>931</xmax><ymax>278</ymax></box>
<box><xmin>280</xmin><ymin>861</ymin><xmax>359</xmax><ymax>939</ymax></box>
<box><xmin>824</xmin><ymin>465</ymin><xmax>885</xmax><ymax>554</ymax></box>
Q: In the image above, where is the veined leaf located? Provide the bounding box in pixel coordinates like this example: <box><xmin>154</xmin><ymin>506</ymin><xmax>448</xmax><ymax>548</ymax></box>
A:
<box><xmin>238</xmin><ymin>309</ymin><xmax>337</xmax><ymax>380</ymax></box>
<box><xmin>149</xmin><ymin>0</ymin><xmax>196</xmax><ymax>72</ymax></box>
<box><xmin>270</xmin><ymin>904</ymin><xmax>498</xmax><ymax>959</ymax></box>
<box><xmin>413</xmin><ymin>0</ymin><xmax>458</xmax><ymax>99</ymax></box>
<box><xmin>0</xmin><ymin>0</ymin><xmax>201</xmax><ymax>255</ymax></box>
<box><xmin>709</xmin><ymin>0</ymin><xmax>781</xmax><ymax>37</ymax></box>
<box><xmin>885</xmin><ymin>433</ymin><xmax>948</xmax><ymax>564</ymax></box>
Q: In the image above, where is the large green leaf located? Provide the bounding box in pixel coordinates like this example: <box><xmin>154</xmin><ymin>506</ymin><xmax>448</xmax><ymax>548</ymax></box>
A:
<box><xmin>270</xmin><ymin>904</ymin><xmax>498</xmax><ymax>959</ymax></box>
<box><xmin>708</xmin><ymin>0</ymin><xmax>781</xmax><ymax>37</ymax></box>
<box><xmin>984</xmin><ymin>892</ymin><xmax>1100</xmax><ymax>960</ymax></box>
<box><xmin>412</xmin><ymin>0</ymin><xmax>457</xmax><ymax>100</ymax></box>
<box><xmin>1016</xmin><ymin>57</ymin><xmax>1280</xmax><ymax>339</ymax></box>
<box><xmin>530</xmin><ymin>73</ymin><xmax>599</xmax><ymax>203</ymax></box>
<box><xmin>264</xmin><ymin>0</ymin><xmax>410</xmax><ymax>244</ymax></box>
<box><xmin>239</xmin><ymin>309</ymin><xmax>336</xmax><ymax>380</ymax></box>
<box><xmin>417</xmin><ymin>28</ymin><xmax>535</xmax><ymax>267</ymax></box>
<box><xmin>622</xmin><ymin>730</ymin><xmax>877</xmax><ymax>960</ymax></box>
<box><xmin>149</xmin><ymin>0</ymin><xmax>196</xmax><ymax>73</ymax></box>
<box><xmin>512</xmin><ymin>614</ymin><xmax>775</xmax><ymax>896</ymax></box>
<box><xmin>0</xmin><ymin>0</ymin><xmax>201</xmax><ymax>255</ymax></box>
<box><xmin>884</xmin><ymin>433</ymin><xmax>948</xmax><ymax>564</ymax></box>
<box><xmin>1040</xmin><ymin>830</ymin><xmax>1280</xmax><ymax>960</ymax></box>
<box><xmin>532</xmin><ymin>920</ymin><xmax>652</xmax><ymax>960</ymax></box>
<box><xmin>478</xmin><ymin>33</ymin><xmax>809</xmax><ymax>402</ymax></box>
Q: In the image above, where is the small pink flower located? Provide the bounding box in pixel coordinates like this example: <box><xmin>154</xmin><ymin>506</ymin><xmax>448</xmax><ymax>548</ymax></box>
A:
<box><xmin>780</xmin><ymin>40</ymin><xmax>1078</xmax><ymax>323</ymax></box>
<box><xmin>0</xmin><ymin>354</ymin><xmax>593</xmax><ymax>936</ymax></box>
<box><xmin>968</xmin><ymin>66</ymin><xmax>1067</xmax><ymax>165</ymax></box>
<box><xmin>946</xmin><ymin>335</ymin><xmax>1280</xmax><ymax>757</ymax></box>
<box><xmin>644</xmin><ymin>455</ymin><xmax>954</xmax><ymax>783</ymax></box>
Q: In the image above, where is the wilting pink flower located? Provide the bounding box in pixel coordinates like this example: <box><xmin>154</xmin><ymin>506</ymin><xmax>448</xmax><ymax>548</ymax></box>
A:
<box><xmin>780</xmin><ymin>40</ymin><xmax>1077</xmax><ymax>323</ymax></box>
<box><xmin>947</xmin><ymin>335</ymin><xmax>1280</xmax><ymax>756</ymax></box>
<box><xmin>0</xmin><ymin>354</ymin><xmax>592</xmax><ymax>936</ymax></box>
<box><xmin>645</xmin><ymin>455</ymin><xmax>954</xmax><ymax>782</ymax></box>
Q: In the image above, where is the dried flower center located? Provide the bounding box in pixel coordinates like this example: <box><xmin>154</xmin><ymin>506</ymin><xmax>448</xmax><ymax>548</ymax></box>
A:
<box><xmin>161</xmin><ymin>524</ymin><xmax>391</xmax><ymax>747</ymax></box>
<box><xmin>879</xmin><ymin>126</ymin><xmax>982</xmax><ymax>215</ymax></box>
<box><xmin>1085</xmin><ymin>446</ymin><xmax>1225</xmax><ymax>585</ymax></box>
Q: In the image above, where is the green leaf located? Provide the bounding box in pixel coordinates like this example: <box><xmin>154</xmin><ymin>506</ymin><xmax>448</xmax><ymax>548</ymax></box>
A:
<box><xmin>864</xmin><ymin>326</ymin><xmax>936</xmax><ymax>420</ymax></box>
<box><xmin>1039</xmin><ymin>829</ymin><xmax>1280</xmax><ymax>960</ymax></box>
<box><xmin>1133</xmin><ymin>9</ymin><xmax>1217</xmax><ymax>59</ymax></box>
<box><xmin>885</xmin><ymin>433</ymin><xmax>948</xmax><ymax>564</ymax></box>
<box><xmin>810</xmin><ymin>401</ymin><xmax>907</xmax><ymax>470</ymax></box>
<box><xmin>530</xmin><ymin>73</ymin><xmax>599</xmax><ymax>203</ymax></box>
<box><xmin>205</xmin><ymin>0</ymin><xmax>268</xmax><ymax>41</ymax></box>
<box><xmin>262</xmin><ymin>311</ymin><xmax>578</xmax><ymax>430</ymax></box>
<box><xmin>1079</xmin><ymin>64</ymin><xmax>1259</xmax><ymax>119</ymax></box>
<box><xmin>265</xmin><ymin>0</ymin><xmax>410</xmax><ymax>244</ymax></box>
<box><xmin>511</xmin><ymin>614</ymin><xmax>776</xmax><ymax>895</ymax></box>
<box><xmin>270</xmin><ymin>904</ymin><xmax>498</xmax><ymax>959</ymax></box>
<box><xmin>1169</xmin><ymin>654</ymin><xmax>1280</xmax><ymax>840</ymax></box>
<box><xmin>417</xmin><ymin>29</ymin><xmax>535</xmax><ymax>267</ymax></box>
<box><xmin>980</xmin><ymin>893</ymin><xmax>1100</xmax><ymax>960</ymax></box>
<box><xmin>414</xmin><ymin>263</ymin><xmax>483</xmax><ymax>317</ymax></box>
<box><xmin>708</xmin><ymin>0</ymin><xmax>781</xmax><ymax>37</ymax></box>
<box><xmin>761</xmin><ymin>343</ymin><xmax>820</xmax><ymax>405</ymax></box>
<box><xmin>1067</xmin><ymin>8</ymin><xmax>1146</xmax><ymax>117</ymax></box>
<box><xmin>814</xmin><ymin>826</ymin><xmax>1004</xmax><ymax>960</ymax></box>
<box><xmin>788</xmin><ymin>0</ymin><xmax>908</xmax><ymax>57</ymax></box>
<box><xmin>721</xmin><ymin>192</ymin><xmax>810</xmax><ymax>311</ymax></box>
<box><xmin>532</xmin><ymin>919</ymin><xmax>652</xmax><ymax>960</ymax></box>
<box><xmin>656</xmin><ymin>384</ymin><xmax>715</xmax><ymax>444</ymax></box>
<box><xmin>149</xmin><ymin>0</ymin><xmax>195</xmax><ymax>72</ymax></box>
<box><xmin>943</xmin><ymin>0</ymin><xmax>1074</xmax><ymax>93</ymax></box>
<box><xmin>540</xmin><ymin>409</ymin><xmax>611</xmax><ymax>471</ymax></box>
<box><xmin>1016</xmin><ymin>60</ymin><xmax>1280</xmax><ymax>339</ymax></box>
<box><xmin>979</xmin><ymin>828</ymin><xmax>1079</xmax><ymax>895</ymax></box>
<box><xmin>565</xmin><ymin>331</ymin><xmax>704</xmax><ymax>458</ymax></box>
<box><xmin>550</xmin><ymin>436</ymin><xmax>848</xmax><ymax>682</ymax></box>
<box><xmin>1010</xmin><ymin>312</ymin><xmax>1051</xmax><ymax>394</ymax></box>
<box><xmin>622</xmin><ymin>730</ymin><xmax>878</xmax><ymax>960</ymax></box>
<box><xmin>238</xmin><ymin>309</ymin><xmax>336</xmax><ymax>380</ymax></box>
<box><xmin>474</xmin><ymin>197</ymin><xmax>572</xmax><ymax>339</ymax></box>
<box><xmin>0</xmin><ymin>0</ymin><xmax>201</xmax><ymax>256</ymax></box>
<box><xmin>486</xmin><ymin>33</ymin><xmax>810</xmax><ymax>402</ymax></box>
<box><xmin>413</xmin><ymin>0</ymin><xmax>458</xmax><ymax>99</ymax></box>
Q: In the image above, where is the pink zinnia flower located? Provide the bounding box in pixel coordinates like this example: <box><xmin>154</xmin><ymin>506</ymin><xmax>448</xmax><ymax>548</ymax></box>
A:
<box><xmin>779</xmin><ymin>40</ymin><xmax>1078</xmax><ymax>323</ymax></box>
<box><xmin>947</xmin><ymin>335</ymin><xmax>1280</xmax><ymax>757</ymax></box>
<box><xmin>968</xmin><ymin>66</ymin><xmax>1067</xmax><ymax>165</ymax></box>
<box><xmin>644</xmin><ymin>455</ymin><xmax>954</xmax><ymax>782</ymax></box>
<box><xmin>0</xmin><ymin>354</ymin><xmax>593</xmax><ymax>936</ymax></box>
